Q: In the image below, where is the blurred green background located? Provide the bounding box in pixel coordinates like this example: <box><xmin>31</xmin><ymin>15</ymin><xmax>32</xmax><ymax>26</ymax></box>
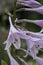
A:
<box><xmin>0</xmin><ymin>0</ymin><xmax>43</xmax><ymax>65</ymax></box>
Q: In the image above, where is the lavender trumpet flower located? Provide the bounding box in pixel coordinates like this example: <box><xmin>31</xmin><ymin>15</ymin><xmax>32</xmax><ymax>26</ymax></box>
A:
<box><xmin>17</xmin><ymin>6</ymin><xmax>43</xmax><ymax>15</ymax></box>
<box><xmin>24</xmin><ymin>40</ymin><xmax>40</xmax><ymax>59</ymax></box>
<box><xmin>26</xmin><ymin>36</ymin><xmax>40</xmax><ymax>49</ymax></box>
<box><xmin>17</xmin><ymin>28</ymin><xmax>43</xmax><ymax>59</ymax></box>
<box><xmin>16</xmin><ymin>28</ymin><xmax>40</xmax><ymax>59</ymax></box>
<box><xmin>16</xmin><ymin>27</ymin><xmax>43</xmax><ymax>50</ymax></box>
<box><xmin>16</xmin><ymin>19</ymin><xmax>43</xmax><ymax>32</ymax></box>
<box><xmin>4</xmin><ymin>16</ymin><xmax>37</xmax><ymax>50</ymax></box>
<box><xmin>16</xmin><ymin>19</ymin><xmax>43</xmax><ymax>28</ymax></box>
<box><xmin>17</xmin><ymin>29</ymin><xmax>43</xmax><ymax>38</ymax></box>
<box><xmin>3</xmin><ymin>16</ymin><xmax>21</xmax><ymax>50</ymax></box>
<box><xmin>17</xmin><ymin>0</ymin><xmax>42</xmax><ymax>8</ymax></box>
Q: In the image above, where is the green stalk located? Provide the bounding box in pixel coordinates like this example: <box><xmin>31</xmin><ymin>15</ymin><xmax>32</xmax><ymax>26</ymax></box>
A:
<box><xmin>12</xmin><ymin>0</ymin><xmax>17</xmax><ymax>25</ymax></box>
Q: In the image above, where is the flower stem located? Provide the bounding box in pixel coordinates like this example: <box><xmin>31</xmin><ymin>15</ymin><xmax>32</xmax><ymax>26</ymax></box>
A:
<box><xmin>12</xmin><ymin>0</ymin><xmax>17</xmax><ymax>25</ymax></box>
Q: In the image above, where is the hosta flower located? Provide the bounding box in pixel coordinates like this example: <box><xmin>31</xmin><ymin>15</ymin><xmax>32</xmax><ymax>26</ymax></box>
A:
<box><xmin>11</xmin><ymin>27</ymin><xmax>40</xmax><ymax>59</ymax></box>
<box><xmin>17</xmin><ymin>6</ymin><xmax>43</xmax><ymax>15</ymax></box>
<box><xmin>16</xmin><ymin>19</ymin><xmax>43</xmax><ymax>33</ymax></box>
<box><xmin>25</xmin><ymin>30</ymin><xmax>43</xmax><ymax>38</ymax></box>
<box><xmin>7</xmin><ymin>49</ymin><xmax>19</xmax><ymax>65</ymax></box>
<box><xmin>4</xmin><ymin>16</ymin><xmax>36</xmax><ymax>50</ymax></box>
<box><xmin>16</xmin><ymin>26</ymin><xmax>42</xmax><ymax>38</ymax></box>
<box><xmin>15</xmin><ymin>23</ymin><xmax>43</xmax><ymax>38</ymax></box>
<box><xmin>4</xmin><ymin>16</ymin><xmax>21</xmax><ymax>50</ymax></box>
<box><xmin>26</xmin><ymin>38</ymin><xmax>43</xmax><ymax>59</ymax></box>
<box><xmin>25</xmin><ymin>35</ymin><xmax>43</xmax><ymax>59</ymax></box>
<box><xmin>17</xmin><ymin>19</ymin><xmax>43</xmax><ymax>28</ymax></box>
<box><xmin>25</xmin><ymin>35</ymin><xmax>40</xmax><ymax>48</ymax></box>
<box><xmin>17</xmin><ymin>0</ymin><xmax>41</xmax><ymax>8</ymax></box>
<box><xmin>24</xmin><ymin>42</ymin><xmax>39</xmax><ymax>59</ymax></box>
<box><xmin>18</xmin><ymin>28</ymin><xmax>43</xmax><ymax>59</ymax></box>
<box><xmin>4</xmin><ymin>16</ymin><xmax>40</xmax><ymax>50</ymax></box>
<box><xmin>16</xmin><ymin>27</ymin><xmax>43</xmax><ymax>50</ymax></box>
<box><xmin>26</xmin><ymin>35</ymin><xmax>43</xmax><ymax>50</ymax></box>
<box><xmin>19</xmin><ymin>36</ymin><xmax>40</xmax><ymax>59</ymax></box>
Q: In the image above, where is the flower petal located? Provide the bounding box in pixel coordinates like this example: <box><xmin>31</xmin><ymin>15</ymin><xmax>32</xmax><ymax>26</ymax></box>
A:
<box><xmin>17</xmin><ymin>0</ymin><xmax>41</xmax><ymax>8</ymax></box>
<box><xmin>35</xmin><ymin>57</ymin><xmax>43</xmax><ymax>65</ymax></box>
<box><xmin>17</xmin><ymin>6</ymin><xmax>43</xmax><ymax>15</ymax></box>
<box><xmin>13</xmin><ymin>34</ymin><xmax>21</xmax><ymax>49</ymax></box>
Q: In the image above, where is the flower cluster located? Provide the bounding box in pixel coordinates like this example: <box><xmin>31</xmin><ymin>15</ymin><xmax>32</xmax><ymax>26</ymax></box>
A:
<box><xmin>3</xmin><ymin>0</ymin><xmax>43</xmax><ymax>65</ymax></box>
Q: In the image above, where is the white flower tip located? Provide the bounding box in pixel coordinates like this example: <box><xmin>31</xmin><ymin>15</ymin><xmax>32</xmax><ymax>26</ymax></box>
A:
<box><xmin>15</xmin><ymin>18</ymin><xmax>18</xmax><ymax>23</ymax></box>
<box><xmin>9</xmin><ymin>16</ymin><xmax>11</xmax><ymax>22</ymax></box>
<box><xmin>9</xmin><ymin>16</ymin><xmax>12</xmax><ymax>26</ymax></box>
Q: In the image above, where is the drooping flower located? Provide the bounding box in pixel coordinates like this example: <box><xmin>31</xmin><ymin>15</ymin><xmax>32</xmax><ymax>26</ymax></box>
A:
<box><xmin>17</xmin><ymin>0</ymin><xmax>42</xmax><ymax>8</ymax></box>
<box><xmin>18</xmin><ymin>34</ymin><xmax>40</xmax><ymax>59</ymax></box>
<box><xmin>22</xmin><ymin>19</ymin><xmax>43</xmax><ymax>33</ymax></box>
<box><xmin>16</xmin><ymin>26</ymin><xmax>43</xmax><ymax>51</ymax></box>
<box><xmin>3</xmin><ymin>8</ymin><xmax>43</xmax><ymax>65</ymax></box>
<box><xmin>17</xmin><ymin>19</ymin><xmax>43</xmax><ymax>28</ymax></box>
<box><xmin>16</xmin><ymin>19</ymin><xmax>43</xmax><ymax>33</ymax></box>
<box><xmin>17</xmin><ymin>6</ymin><xmax>43</xmax><ymax>15</ymax></box>
<box><xmin>24</xmin><ymin>41</ymin><xmax>39</xmax><ymax>59</ymax></box>
<box><xmin>4</xmin><ymin>16</ymin><xmax>37</xmax><ymax>50</ymax></box>
<box><xmin>4</xmin><ymin>16</ymin><xmax>39</xmax><ymax>50</ymax></box>
<box><xmin>3</xmin><ymin>16</ymin><xmax>21</xmax><ymax>50</ymax></box>
<box><xmin>25</xmin><ymin>35</ymin><xmax>40</xmax><ymax>48</ymax></box>
<box><xmin>25</xmin><ymin>30</ymin><xmax>43</xmax><ymax>38</ymax></box>
<box><xmin>25</xmin><ymin>34</ymin><xmax>43</xmax><ymax>59</ymax></box>
<box><xmin>18</xmin><ymin>28</ymin><xmax>43</xmax><ymax>59</ymax></box>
